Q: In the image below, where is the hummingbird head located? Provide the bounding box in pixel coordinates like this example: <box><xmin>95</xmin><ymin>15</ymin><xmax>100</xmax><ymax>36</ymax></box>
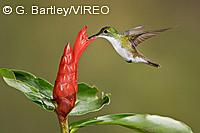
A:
<box><xmin>89</xmin><ymin>26</ymin><xmax>119</xmax><ymax>39</ymax></box>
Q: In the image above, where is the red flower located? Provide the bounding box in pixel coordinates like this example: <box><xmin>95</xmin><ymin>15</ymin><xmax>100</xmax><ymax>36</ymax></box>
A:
<box><xmin>53</xmin><ymin>26</ymin><xmax>96</xmax><ymax>122</ymax></box>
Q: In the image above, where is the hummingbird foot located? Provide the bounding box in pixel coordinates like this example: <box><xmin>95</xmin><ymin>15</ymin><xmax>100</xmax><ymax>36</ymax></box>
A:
<box><xmin>126</xmin><ymin>60</ymin><xmax>132</xmax><ymax>63</ymax></box>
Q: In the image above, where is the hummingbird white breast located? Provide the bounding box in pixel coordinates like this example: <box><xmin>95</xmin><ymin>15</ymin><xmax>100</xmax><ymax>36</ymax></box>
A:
<box><xmin>99</xmin><ymin>36</ymin><xmax>133</xmax><ymax>62</ymax></box>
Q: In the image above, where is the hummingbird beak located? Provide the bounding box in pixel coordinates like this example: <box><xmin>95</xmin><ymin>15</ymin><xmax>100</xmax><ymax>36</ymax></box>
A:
<box><xmin>88</xmin><ymin>31</ymin><xmax>101</xmax><ymax>39</ymax></box>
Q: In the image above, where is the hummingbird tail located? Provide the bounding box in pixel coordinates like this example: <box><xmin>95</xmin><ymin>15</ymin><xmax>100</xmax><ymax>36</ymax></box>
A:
<box><xmin>146</xmin><ymin>60</ymin><xmax>160</xmax><ymax>68</ymax></box>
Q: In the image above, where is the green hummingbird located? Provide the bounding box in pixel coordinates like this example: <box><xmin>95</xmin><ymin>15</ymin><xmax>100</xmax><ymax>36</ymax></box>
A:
<box><xmin>89</xmin><ymin>26</ymin><xmax>170</xmax><ymax>68</ymax></box>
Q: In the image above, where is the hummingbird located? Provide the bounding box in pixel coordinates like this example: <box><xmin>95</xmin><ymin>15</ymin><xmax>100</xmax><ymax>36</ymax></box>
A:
<box><xmin>89</xmin><ymin>26</ymin><xmax>170</xmax><ymax>68</ymax></box>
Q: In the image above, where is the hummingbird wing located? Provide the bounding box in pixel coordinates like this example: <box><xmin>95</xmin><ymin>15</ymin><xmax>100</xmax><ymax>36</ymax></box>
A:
<box><xmin>124</xmin><ymin>27</ymin><xmax>170</xmax><ymax>47</ymax></box>
<box><xmin>124</xmin><ymin>25</ymin><xmax>145</xmax><ymax>36</ymax></box>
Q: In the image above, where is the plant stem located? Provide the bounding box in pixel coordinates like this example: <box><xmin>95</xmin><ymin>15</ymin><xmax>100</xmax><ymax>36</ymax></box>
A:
<box><xmin>60</xmin><ymin>119</ymin><xmax>69</xmax><ymax>133</ymax></box>
<box><xmin>58</xmin><ymin>115</ymin><xmax>69</xmax><ymax>133</ymax></box>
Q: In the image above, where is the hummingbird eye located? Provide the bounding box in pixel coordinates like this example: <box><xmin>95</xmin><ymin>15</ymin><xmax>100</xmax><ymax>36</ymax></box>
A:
<box><xmin>104</xmin><ymin>30</ymin><xmax>108</xmax><ymax>34</ymax></box>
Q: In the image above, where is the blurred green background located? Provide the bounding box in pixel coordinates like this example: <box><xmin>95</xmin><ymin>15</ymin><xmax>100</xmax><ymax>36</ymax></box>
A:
<box><xmin>0</xmin><ymin>0</ymin><xmax>199</xmax><ymax>133</ymax></box>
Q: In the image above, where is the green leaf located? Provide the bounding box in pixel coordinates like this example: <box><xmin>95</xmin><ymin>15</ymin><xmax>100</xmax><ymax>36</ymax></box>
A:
<box><xmin>0</xmin><ymin>68</ymin><xmax>110</xmax><ymax>115</ymax></box>
<box><xmin>69</xmin><ymin>114</ymin><xmax>193</xmax><ymax>133</ymax></box>
<box><xmin>69</xmin><ymin>83</ymin><xmax>110</xmax><ymax>116</ymax></box>
<box><xmin>0</xmin><ymin>68</ymin><xmax>55</xmax><ymax>111</ymax></box>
